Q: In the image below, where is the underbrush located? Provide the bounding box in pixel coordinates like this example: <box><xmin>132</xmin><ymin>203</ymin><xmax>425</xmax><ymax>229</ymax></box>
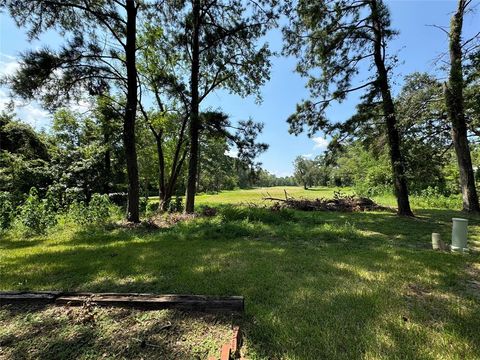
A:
<box><xmin>0</xmin><ymin>188</ymin><xmax>120</xmax><ymax>236</ymax></box>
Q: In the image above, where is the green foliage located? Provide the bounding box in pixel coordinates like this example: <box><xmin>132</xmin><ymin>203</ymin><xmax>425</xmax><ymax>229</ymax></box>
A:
<box><xmin>168</xmin><ymin>196</ymin><xmax>184</xmax><ymax>213</ymax></box>
<box><xmin>67</xmin><ymin>194</ymin><xmax>112</xmax><ymax>226</ymax></box>
<box><xmin>0</xmin><ymin>113</ymin><xmax>49</xmax><ymax>160</ymax></box>
<box><xmin>0</xmin><ymin>192</ymin><xmax>15</xmax><ymax>230</ymax></box>
<box><xmin>333</xmin><ymin>144</ymin><xmax>392</xmax><ymax>196</ymax></box>
<box><xmin>293</xmin><ymin>156</ymin><xmax>318</xmax><ymax>189</ymax></box>
<box><xmin>17</xmin><ymin>187</ymin><xmax>57</xmax><ymax>234</ymax></box>
<box><xmin>146</xmin><ymin>201</ymin><xmax>160</xmax><ymax>216</ymax></box>
<box><xmin>0</xmin><ymin>151</ymin><xmax>53</xmax><ymax>199</ymax></box>
<box><xmin>411</xmin><ymin>187</ymin><xmax>462</xmax><ymax>210</ymax></box>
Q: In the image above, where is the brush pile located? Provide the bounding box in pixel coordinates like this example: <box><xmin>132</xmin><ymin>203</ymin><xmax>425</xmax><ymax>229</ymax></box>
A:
<box><xmin>264</xmin><ymin>191</ymin><xmax>388</xmax><ymax>212</ymax></box>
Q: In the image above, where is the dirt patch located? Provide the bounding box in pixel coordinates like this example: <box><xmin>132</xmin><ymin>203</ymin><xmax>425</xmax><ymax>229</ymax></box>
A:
<box><xmin>111</xmin><ymin>213</ymin><xmax>199</xmax><ymax>230</ymax></box>
<box><xmin>0</xmin><ymin>303</ymin><xmax>238</xmax><ymax>359</ymax></box>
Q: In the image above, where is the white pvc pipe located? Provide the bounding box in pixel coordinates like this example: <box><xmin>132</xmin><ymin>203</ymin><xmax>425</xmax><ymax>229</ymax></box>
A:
<box><xmin>451</xmin><ymin>218</ymin><xmax>468</xmax><ymax>252</ymax></box>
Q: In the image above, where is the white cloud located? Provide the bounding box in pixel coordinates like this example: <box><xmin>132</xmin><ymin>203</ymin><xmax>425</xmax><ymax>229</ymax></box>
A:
<box><xmin>18</xmin><ymin>103</ymin><xmax>51</xmax><ymax>128</ymax></box>
<box><xmin>1</xmin><ymin>84</ymin><xmax>51</xmax><ymax>129</ymax></box>
<box><xmin>302</xmin><ymin>153</ymin><xmax>313</xmax><ymax>158</ymax></box>
<box><xmin>0</xmin><ymin>53</ymin><xmax>20</xmax><ymax>77</ymax></box>
<box><xmin>312</xmin><ymin>136</ymin><xmax>329</xmax><ymax>150</ymax></box>
<box><xmin>0</xmin><ymin>53</ymin><xmax>52</xmax><ymax>128</ymax></box>
<box><xmin>225</xmin><ymin>147</ymin><xmax>238</xmax><ymax>158</ymax></box>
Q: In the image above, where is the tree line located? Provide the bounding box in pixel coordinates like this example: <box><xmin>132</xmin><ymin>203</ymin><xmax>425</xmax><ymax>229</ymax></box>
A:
<box><xmin>1</xmin><ymin>0</ymin><xmax>479</xmax><ymax>221</ymax></box>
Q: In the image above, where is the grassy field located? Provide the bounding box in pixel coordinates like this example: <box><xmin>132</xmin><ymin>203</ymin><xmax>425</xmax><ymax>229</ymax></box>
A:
<box><xmin>194</xmin><ymin>186</ymin><xmax>354</xmax><ymax>206</ymax></box>
<box><xmin>1</xmin><ymin>187</ymin><xmax>480</xmax><ymax>359</ymax></box>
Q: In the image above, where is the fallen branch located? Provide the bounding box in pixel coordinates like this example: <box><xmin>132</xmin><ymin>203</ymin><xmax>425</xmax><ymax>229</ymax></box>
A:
<box><xmin>263</xmin><ymin>192</ymin><xmax>388</xmax><ymax>212</ymax></box>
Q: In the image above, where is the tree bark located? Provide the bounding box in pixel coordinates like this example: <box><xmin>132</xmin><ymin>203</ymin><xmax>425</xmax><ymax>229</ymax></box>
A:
<box><xmin>185</xmin><ymin>0</ymin><xmax>201</xmax><ymax>213</ymax></box>
<box><xmin>103</xmin><ymin>130</ymin><xmax>111</xmax><ymax>194</ymax></box>
<box><xmin>153</xmin><ymin>131</ymin><xmax>168</xmax><ymax>210</ymax></box>
<box><xmin>124</xmin><ymin>0</ymin><xmax>140</xmax><ymax>222</ymax></box>
<box><xmin>445</xmin><ymin>0</ymin><xmax>480</xmax><ymax>212</ymax></box>
<box><xmin>370</xmin><ymin>0</ymin><xmax>413</xmax><ymax>216</ymax></box>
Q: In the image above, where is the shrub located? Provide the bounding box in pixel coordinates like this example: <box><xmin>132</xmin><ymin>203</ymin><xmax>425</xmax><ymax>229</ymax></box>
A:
<box><xmin>108</xmin><ymin>192</ymin><xmax>128</xmax><ymax>207</ymax></box>
<box><xmin>0</xmin><ymin>192</ymin><xmax>15</xmax><ymax>230</ymax></box>
<box><xmin>146</xmin><ymin>201</ymin><xmax>159</xmax><ymax>216</ymax></box>
<box><xmin>18</xmin><ymin>187</ymin><xmax>57</xmax><ymax>234</ymax></box>
<box><xmin>168</xmin><ymin>196</ymin><xmax>184</xmax><ymax>213</ymax></box>
<box><xmin>64</xmin><ymin>187</ymin><xmax>87</xmax><ymax>205</ymax></box>
<box><xmin>140</xmin><ymin>197</ymin><xmax>148</xmax><ymax>213</ymax></box>
<box><xmin>412</xmin><ymin>186</ymin><xmax>461</xmax><ymax>210</ymax></box>
<box><xmin>68</xmin><ymin>194</ymin><xmax>112</xmax><ymax>226</ymax></box>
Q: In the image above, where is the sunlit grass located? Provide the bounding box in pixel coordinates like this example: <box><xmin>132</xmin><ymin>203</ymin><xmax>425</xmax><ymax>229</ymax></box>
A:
<box><xmin>1</xmin><ymin>187</ymin><xmax>480</xmax><ymax>359</ymax></box>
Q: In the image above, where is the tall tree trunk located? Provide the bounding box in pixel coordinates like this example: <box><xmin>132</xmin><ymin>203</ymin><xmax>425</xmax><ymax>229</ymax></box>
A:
<box><xmin>445</xmin><ymin>0</ymin><xmax>480</xmax><ymax>212</ymax></box>
<box><xmin>370</xmin><ymin>0</ymin><xmax>413</xmax><ymax>216</ymax></box>
<box><xmin>124</xmin><ymin>0</ymin><xmax>140</xmax><ymax>222</ymax></box>
<box><xmin>185</xmin><ymin>0</ymin><xmax>201</xmax><ymax>213</ymax></box>
<box><xmin>154</xmin><ymin>132</ymin><xmax>168</xmax><ymax>210</ymax></box>
<box><xmin>103</xmin><ymin>131</ymin><xmax>111</xmax><ymax>193</ymax></box>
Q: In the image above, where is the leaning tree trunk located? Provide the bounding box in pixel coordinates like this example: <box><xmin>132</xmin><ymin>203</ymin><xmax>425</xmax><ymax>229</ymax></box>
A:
<box><xmin>185</xmin><ymin>0</ymin><xmax>201</xmax><ymax>214</ymax></box>
<box><xmin>370</xmin><ymin>0</ymin><xmax>413</xmax><ymax>216</ymax></box>
<box><xmin>124</xmin><ymin>0</ymin><xmax>140</xmax><ymax>222</ymax></box>
<box><xmin>445</xmin><ymin>0</ymin><xmax>480</xmax><ymax>212</ymax></box>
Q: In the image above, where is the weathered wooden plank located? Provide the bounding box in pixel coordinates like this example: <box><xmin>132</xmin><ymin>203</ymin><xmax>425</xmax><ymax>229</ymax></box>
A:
<box><xmin>0</xmin><ymin>291</ymin><xmax>62</xmax><ymax>304</ymax></box>
<box><xmin>1</xmin><ymin>291</ymin><xmax>244</xmax><ymax>312</ymax></box>
<box><xmin>55</xmin><ymin>293</ymin><xmax>244</xmax><ymax>312</ymax></box>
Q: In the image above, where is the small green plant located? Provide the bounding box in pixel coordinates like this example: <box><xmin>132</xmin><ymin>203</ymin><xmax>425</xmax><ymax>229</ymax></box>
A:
<box><xmin>0</xmin><ymin>192</ymin><xmax>15</xmax><ymax>230</ymax></box>
<box><xmin>18</xmin><ymin>187</ymin><xmax>57</xmax><ymax>234</ymax></box>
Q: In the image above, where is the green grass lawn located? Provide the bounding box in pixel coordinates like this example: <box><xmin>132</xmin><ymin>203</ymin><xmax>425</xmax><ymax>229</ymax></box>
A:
<box><xmin>194</xmin><ymin>186</ymin><xmax>354</xmax><ymax>205</ymax></box>
<box><xmin>2</xmin><ymin>187</ymin><xmax>480</xmax><ymax>359</ymax></box>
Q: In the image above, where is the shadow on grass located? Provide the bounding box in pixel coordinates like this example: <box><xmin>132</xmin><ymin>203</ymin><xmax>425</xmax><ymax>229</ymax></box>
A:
<box><xmin>1</xmin><ymin>206</ymin><xmax>480</xmax><ymax>359</ymax></box>
<box><xmin>0</xmin><ymin>303</ymin><xmax>232</xmax><ymax>359</ymax></box>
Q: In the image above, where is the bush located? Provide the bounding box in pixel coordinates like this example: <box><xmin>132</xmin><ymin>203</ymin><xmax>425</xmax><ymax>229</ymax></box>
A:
<box><xmin>68</xmin><ymin>194</ymin><xmax>112</xmax><ymax>225</ymax></box>
<box><xmin>146</xmin><ymin>201</ymin><xmax>159</xmax><ymax>216</ymax></box>
<box><xmin>140</xmin><ymin>197</ymin><xmax>148</xmax><ymax>213</ymax></box>
<box><xmin>18</xmin><ymin>187</ymin><xmax>57</xmax><ymax>234</ymax></box>
<box><xmin>0</xmin><ymin>192</ymin><xmax>15</xmax><ymax>230</ymax></box>
<box><xmin>354</xmin><ymin>183</ymin><xmax>392</xmax><ymax>198</ymax></box>
<box><xmin>108</xmin><ymin>192</ymin><xmax>128</xmax><ymax>207</ymax></box>
<box><xmin>168</xmin><ymin>196</ymin><xmax>184</xmax><ymax>213</ymax></box>
<box><xmin>412</xmin><ymin>186</ymin><xmax>461</xmax><ymax>209</ymax></box>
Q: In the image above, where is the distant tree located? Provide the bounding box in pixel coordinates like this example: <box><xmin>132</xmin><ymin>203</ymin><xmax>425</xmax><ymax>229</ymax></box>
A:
<box><xmin>293</xmin><ymin>156</ymin><xmax>317</xmax><ymax>189</ymax></box>
<box><xmin>197</xmin><ymin>136</ymin><xmax>238</xmax><ymax>193</ymax></box>
<box><xmin>443</xmin><ymin>0</ymin><xmax>479</xmax><ymax>212</ymax></box>
<box><xmin>0</xmin><ymin>0</ymin><xmax>146</xmax><ymax>222</ymax></box>
<box><xmin>284</xmin><ymin>0</ymin><xmax>413</xmax><ymax>216</ymax></box>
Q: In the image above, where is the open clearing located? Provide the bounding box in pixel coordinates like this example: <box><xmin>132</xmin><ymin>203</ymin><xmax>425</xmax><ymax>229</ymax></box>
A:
<box><xmin>1</xmin><ymin>187</ymin><xmax>480</xmax><ymax>359</ymax></box>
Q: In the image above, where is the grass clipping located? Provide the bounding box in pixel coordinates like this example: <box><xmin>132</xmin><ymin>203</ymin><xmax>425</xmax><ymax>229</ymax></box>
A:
<box><xmin>264</xmin><ymin>191</ymin><xmax>388</xmax><ymax>212</ymax></box>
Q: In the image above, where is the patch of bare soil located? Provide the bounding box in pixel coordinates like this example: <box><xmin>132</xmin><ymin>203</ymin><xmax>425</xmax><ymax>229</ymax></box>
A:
<box><xmin>112</xmin><ymin>213</ymin><xmax>199</xmax><ymax>230</ymax></box>
<box><xmin>0</xmin><ymin>303</ymin><xmax>237</xmax><ymax>359</ymax></box>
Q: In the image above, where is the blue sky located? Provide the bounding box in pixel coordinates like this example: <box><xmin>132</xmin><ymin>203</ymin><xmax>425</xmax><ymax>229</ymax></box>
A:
<box><xmin>1</xmin><ymin>1</ymin><xmax>479</xmax><ymax>176</ymax></box>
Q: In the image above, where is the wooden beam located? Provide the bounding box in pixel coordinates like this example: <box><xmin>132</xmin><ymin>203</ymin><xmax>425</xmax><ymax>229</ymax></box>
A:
<box><xmin>0</xmin><ymin>292</ymin><xmax>244</xmax><ymax>312</ymax></box>
<box><xmin>0</xmin><ymin>291</ymin><xmax>61</xmax><ymax>303</ymax></box>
